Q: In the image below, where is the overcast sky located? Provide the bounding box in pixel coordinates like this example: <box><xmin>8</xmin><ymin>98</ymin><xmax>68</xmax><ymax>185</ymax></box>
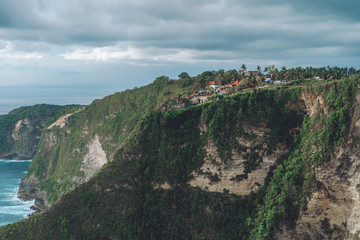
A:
<box><xmin>0</xmin><ymin>0</ymin><xmax>359</xmax><ymax>100</ymax></box>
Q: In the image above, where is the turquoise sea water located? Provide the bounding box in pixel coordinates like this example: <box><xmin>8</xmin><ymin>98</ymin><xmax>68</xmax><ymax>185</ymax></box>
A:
<box><xmin>0</xmin><ymin>160</ymin><xmax>34</xmax><ymax>227</ymax></box>
<box><xmin>0</xmin><ymin>86</ymin><xmax>116</xmax><ymax>226</ymax></box>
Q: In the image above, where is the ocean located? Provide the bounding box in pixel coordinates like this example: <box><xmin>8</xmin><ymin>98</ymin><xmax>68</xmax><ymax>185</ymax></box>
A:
<box><xmin>0</xmin><ymin>86</ymin><xmax>116</xmax><ymax>226</ymax></box>
<box><xmin>0</xmin><ymin>86</ymin><xmax>117</xmax><ymax>115</ymax></box>
<box><xmin>0</xmin><ymin>160</ymin><xmax>34</xmax><ymax>227</ymax></box>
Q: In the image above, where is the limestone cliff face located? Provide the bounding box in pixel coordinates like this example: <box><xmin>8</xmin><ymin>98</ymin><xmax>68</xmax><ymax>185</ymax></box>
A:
<box><xmin>80</xmin><ymin>134</ymin><xmax>107</xmax><ymax>181</ymax></box>
<box><xmin>0</xmin><ymin>105</ymin><xmax>70</xmax><ymax>160</ymax></box>
<box><xmin>3</xmin><ymin>79</ymin><xmax>360</xmax><ymax>239</ymax></box>
<box><xmin>189</xmin><ymin>124</ymin><xmax>290</xmax><ymax>196</ymax></box>
<box><xmin>0</xmin><ymin>117</ymin><xmax>42</xmax><ymax>159</ymax></box>
<box><xmin>18</xmin><ymin>105</ymin><xmax>116</xmax><ymax>211</ymax></box>
<box><xmin>276</xmin><ymin>91</ymin><xmax>360</xmax><ymax>239</ymax></box>
<box><xmin>20</xmin><ymin>81</ymin><xmax>171</xmax><ymax>208</ymax></box>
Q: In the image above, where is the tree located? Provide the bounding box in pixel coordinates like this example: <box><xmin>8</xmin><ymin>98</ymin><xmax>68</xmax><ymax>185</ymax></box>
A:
<box><xmin>235</xmin><ymin>80</ymin><xmax>248</xmax><ymax>91</ymax></box>
<box><xmin>349</xmin><ymin>67</ymin><xmax>356</xmax><ymax>75</ymax></box>
<box><xmin>265</xmin><ymin>65</ymin><xmax>278</xmax><ymax>78</ymax></box>
<box><xmin>215</xmin><ymin>69</ymin><xmax>225</xmax><ymax>84</ymax></box>
<box><xmin>257</xmin><ymin>65</ymin><xmax>262</xmax><ymax>75</ymax></box>
<box><xmin>153</xmin><ymin>76</ymin><xmax>169</xmax><ymax>90</ymax></box>
<box><xmin>224</xmin><ymin>69</ymin><xmax>238</xmax><ymax>84</ymax></box>
<box><xmin>240</xmin><ymin>64</ymin><xmax>247</xmax><ymax>78</ymax></box>
<box><xmin>178</xmin><ymin>72</ymin><xmax>190</xmax><ymax>79</ymax></box>
<box><xmin>280</xmin><ymin>66</ymin><xmax>287</xmax><ymax>79</ymax></box>
<box><xmin>264</xmin><ymin>66</ymin><xmax>269</xmax><ymax>73</ymax></box>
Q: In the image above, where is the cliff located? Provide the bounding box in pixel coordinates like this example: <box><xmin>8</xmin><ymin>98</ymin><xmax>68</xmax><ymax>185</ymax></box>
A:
<box><xmin>2</xmin><ymin>77</ymin><xmax>359</xmax><ymax>239</ymax></box>
<box><xmin>276</xmin><ymin>83</ymin><xmax>360</xmax><ymax>239</ymax></box>
<box><xmin>18</xmin><ymin>75</ymin><xmax>203</xmax><ymax>210</ymax></box>
<box><xmin>0</xmin><ymin>104</ymin><xmax>74</xmax><ymax>160</ymax></box>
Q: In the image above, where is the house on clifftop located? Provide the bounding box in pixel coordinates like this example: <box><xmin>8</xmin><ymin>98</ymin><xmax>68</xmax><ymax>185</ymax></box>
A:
<box><xmin>207</xmin><ymin>81</ymin><xmax>219</xmax><ymax>89</ymax></box>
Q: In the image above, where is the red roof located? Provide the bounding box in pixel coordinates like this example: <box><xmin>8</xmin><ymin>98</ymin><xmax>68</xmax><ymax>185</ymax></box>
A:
<box><xmin>207</xmin><ymin>81</ymin><xmax>218</xmax><ymax>85</ymax></box>
<box><xmin>229</xmin><ymin>80</ymin><xmax>241</xmax><ymax>86</ymax></box>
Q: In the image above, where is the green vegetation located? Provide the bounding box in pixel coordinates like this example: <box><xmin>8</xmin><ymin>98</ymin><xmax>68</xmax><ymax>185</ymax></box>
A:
<box><xmin>251</xmin><ymin>78</ymin><xmax>357</xmax><ymax>239</ymax></box>
<box><xmin>0</xmin><ymin>104</ymin><xmax>72</xmax><ymax>159</ymax></box>
<box><xmin>1</xmin><ymin>75</ymin><xmax>357</xmax><ymax>239</ymax></box>
<box><xmin>25</xmin><ymin>74</ymin><xmax>212</xmax><ymax>204</ymax></box>
<box><xmin>0</xmin><ymin>65</ymin><xmax>357</xmax><ymax>239</ymax></box>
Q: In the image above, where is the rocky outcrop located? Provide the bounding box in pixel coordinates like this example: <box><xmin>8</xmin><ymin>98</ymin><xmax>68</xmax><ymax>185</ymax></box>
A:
<box><xmin>47</xmin><ymin>113</ymin><xmax>73</xmax><ymax>129</ymax></box>
<box><xmin>80</xmin><ymin>134</ymin><xmax>107</xmax><ymax>180</ymax></box>
<box><xmin>18</xmin><ymin>81</ymin><xmax>174</xmax><ymax>208</ymax></box>
<box><xmin>12</xmin><ymin>119</ymin><xmax>24</xmax><ymax>141</ymax></box>
<box><xmin>300</xmin><ymin>92</ymin><xmax>328</xmax><ymax>117</ymax></box>
<box><xmin>189</xmin><ymin>124</ymin><xmax>289</xmax><ymax>195</ymax></box>
<box><xmin>276</xmin><ymin>151</ymin><xmax>359</xmax><ymax>239</ymax></box>
<box><xmin>3</xmin><ymin>79</ymin><xmax>360</xmax><ymax>239</ymax></box>
<box><xmin>0</xmin><ymin>117</ymin><xmax>42</xmax><ymax>159</ymax></box>
<box><xmin>18</xmin><ymin>175</ymin><xmax>48</xmax><ymax>212</ymax></box>
<box><xmin>0</xmin><ymin>104</ymin><xmax>70</xmax><ymax>160</ymax></box>
<box><xmin>276</xmin><ymin>92</ymin><xmax>360</xmax><ymax>239</ymax></box>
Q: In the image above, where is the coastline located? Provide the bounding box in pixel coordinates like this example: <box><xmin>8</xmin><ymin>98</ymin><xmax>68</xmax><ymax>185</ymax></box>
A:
<box><xmin>0</xmin><ymin>160</ymin><xmax>35</xmax><ymax>226</ymax></box>
<box><xmin>18</xmin><ymin>176</ymin><xmax>47</xmax><ymax>214</ymax></box>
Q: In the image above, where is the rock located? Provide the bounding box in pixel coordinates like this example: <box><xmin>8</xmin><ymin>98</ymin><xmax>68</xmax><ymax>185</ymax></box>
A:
<box><xmin>18</xmin><ymin>176</ymin><xmax>39</xmax><ymax>201</ymax></box>
<box><xmin>277</xmin><ymin>92</ymin><xmax>360</xmax><ymax>239</ymax></box>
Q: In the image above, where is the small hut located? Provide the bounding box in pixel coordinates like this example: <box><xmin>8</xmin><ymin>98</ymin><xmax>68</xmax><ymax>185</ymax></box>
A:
<box><xmin>207</xmin><ymin>81</ymin><xmax>219</xmax><ymax>89</ymax></box>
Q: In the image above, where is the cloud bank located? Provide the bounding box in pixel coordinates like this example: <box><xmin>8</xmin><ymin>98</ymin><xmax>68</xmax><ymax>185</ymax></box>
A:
<box><xmin>0</xmin><ymin>0</ymin><xmax>359</xmax><ymax>87</ymax></box>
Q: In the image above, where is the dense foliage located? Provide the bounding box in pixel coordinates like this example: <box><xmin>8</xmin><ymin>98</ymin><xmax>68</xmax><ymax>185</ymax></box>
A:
<box><xmin>0</xmin><ymin>104</ymin><xmax>71</xmax><ymax>157</ymax></box>
<box><xmin>25</xmin><ymin>75</ymin><xmax>209</xmax><ymax>204</ymax></box>
<box><xmin>174</xmin><ymin>65</ymin><xmax>359</xmax><ymax>86</ymax></box>
<box><xmin>251</xmin><ymin>78</ymin><xmax>357</xmax><ymax>239</ymax></box>
<box><xmin>0</xmin><ymin>75</ymin><xmax>357</xmax><ymax>239</ymax></box>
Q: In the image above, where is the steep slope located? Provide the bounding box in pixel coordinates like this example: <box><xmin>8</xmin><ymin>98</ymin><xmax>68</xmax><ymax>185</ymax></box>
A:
<box><xmin>1</xmin><ymin>77</ymin><xmax>358</xmax><ymax>239</ymax></box>
<box><xmin>0</xmin><ymin>104</ymin><xmax>74</xmax><ymax>160</ymax></box>
<box><xmin>19</xmin><ymin>76</ymin><xmax>204</xmax><ymax>209</ymax></box>
<box><xmin>276</xmin><ymin>81</ymin><xmax>360</xmax><ymax>239</ymax></box>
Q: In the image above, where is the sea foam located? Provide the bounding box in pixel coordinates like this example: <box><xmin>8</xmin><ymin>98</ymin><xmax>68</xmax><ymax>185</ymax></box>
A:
<box><xmin>0</xmin><ymin>160</ymin><xmax>34</xmax><ymax>226</ymax></box>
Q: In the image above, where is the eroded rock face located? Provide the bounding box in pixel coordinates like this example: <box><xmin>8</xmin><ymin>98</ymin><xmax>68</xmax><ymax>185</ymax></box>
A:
<box><xmin>276</xmin><ymin>94</ymin><xmax>360</xmax><ymax>240</ymax></box>
<box><xmin>47</xmin><ymin>113</ymin><xmax>73</xmax><ymax>129</ymax></box>
<box><xmin>1</xmin><ymin>106</ymin><xmax>69</xmax><ymax>160</ymax></box>
<box><xmin>43</xmin><ymin>131</ymin><xmax>58</xmax><ymax>152</ymax></box>
<box><xmin>1</xmin><ymin>117</ymin><xmax>42</xmax><ymax>159</ymax></box>
<box><xmin>81</xmin><ymin>134</ymin><xmax>107</xmax><ymax>180</ymax></box>
<box><xmin>18</xmin><ymin>175</ymin><xmax>48</xmax><ymax>212</ymax></box>
<box><xmin>189</xmin><ymin>123</ymin><xmax>290</xmax><ymax>196</ymax></box>
<box><xmin>300</xmin><ymin>92</ymin><xmax>328</xmax><ymax>117</ymax></box>
<box><xmin>12</xmin><ymin>119</ymin><xmax>24</xmax><ymax>141</ymax></box>
<box><xmin>279</xmin><ymin>151</ymin><xmax>358</xmax><ymax>240</ymax></box>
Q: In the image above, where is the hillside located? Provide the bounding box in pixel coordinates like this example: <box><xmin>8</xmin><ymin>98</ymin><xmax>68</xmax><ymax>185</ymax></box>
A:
<box><xmin>0</xmin><ymin>104</ymin><xmax>75</xmax><ymax>160</ymax></box>
<box><xmin>18</xmin><ymin>75</ymin><xmax>209</xmax><ymax>209</ymax></box>
<box><xmin>1</xmin><ymin>76</ymin><xmax>359</xmax><ymax>239</ymax></box>
<box><xmin>19</xmin><ymin>67</ymin><xmax>356</xmax><ymax>210</ymax></box>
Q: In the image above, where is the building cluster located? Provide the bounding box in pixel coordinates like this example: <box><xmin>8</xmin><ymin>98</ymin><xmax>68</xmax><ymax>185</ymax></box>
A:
<box><xmin>168</xmin><ymin>73</ymin><xmax>291</xmax><ymax>110</ymax></box>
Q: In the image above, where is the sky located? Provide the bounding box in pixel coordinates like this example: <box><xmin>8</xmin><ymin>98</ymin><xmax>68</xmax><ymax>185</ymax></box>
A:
<box><xmin>0</xmin><ymin>0</ymin><xmax>359</xmax><ymax>106</ymax></box>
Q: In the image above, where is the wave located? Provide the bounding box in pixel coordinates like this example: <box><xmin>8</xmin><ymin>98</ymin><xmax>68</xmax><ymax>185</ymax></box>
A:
<box><xmin>0</xmin><ymin>195</ymin><xmax>35</xmax><ymax>226</ymax></box>
<box><xmin>0</xmin><ymin>187</ymin><xmax>19</xmax><ymax>194</ymax></box>
<box><xmin>0</xmin><ymin>159</ymin><xmax>34</xmax><ymax>226</ymax></box>
<box><xmin>0</xmin><ymin>202</ymin><xmax>34</xmax><ymax>216</ymax></box>
<box><xmin>0</xmin><ymin>160</ymin><xmax>32</xmax><ymax>163</ymax></box>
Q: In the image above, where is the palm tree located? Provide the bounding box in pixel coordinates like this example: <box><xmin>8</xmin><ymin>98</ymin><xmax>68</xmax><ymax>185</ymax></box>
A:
<box><xmin>240</xmin><ymin>64</ymin><xmax>247</xmax><ymax>78</ymax></box>
<box><xmin>257</xmin><ymin>65</ymin><xmax>262</xmax><ymax>76</ymax></box>
<box><xmin>280</xmin><ymin>66</ymin><xmax>286</xmax><ymax>79</ymax></box>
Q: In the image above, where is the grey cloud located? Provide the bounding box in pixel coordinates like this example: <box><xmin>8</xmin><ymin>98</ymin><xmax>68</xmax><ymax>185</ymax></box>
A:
<box><xmin>0</xmin><ymin>0</ymin><xmax>359</xmax><ymax>68</ymax></box>
<box><xmin>261</xmin><ymin>0</ymin><xmax>360</xmax><ymax>22</ymax></box>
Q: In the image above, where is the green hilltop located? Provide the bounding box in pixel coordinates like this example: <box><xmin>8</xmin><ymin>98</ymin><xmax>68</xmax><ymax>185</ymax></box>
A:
<box><xmin>0</xmin><ymin>104</ymin><xmax>75</xmax><ymax>160</ymax></box>
<box><xmin>0</xmin><ymin>66</ymin><xmax>360</xmax><ymax>239</ymax></box>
